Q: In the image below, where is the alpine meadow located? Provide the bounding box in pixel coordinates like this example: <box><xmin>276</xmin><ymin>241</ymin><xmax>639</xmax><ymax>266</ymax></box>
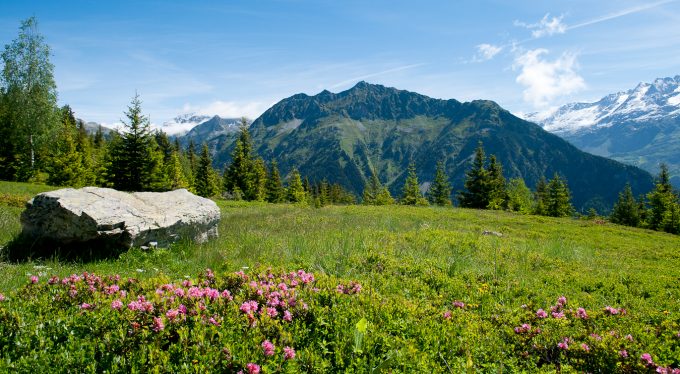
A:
<box><xmin>2</xmin><ymin>2</ymin><xmax>680</xmax><ymax>373</ymax></box>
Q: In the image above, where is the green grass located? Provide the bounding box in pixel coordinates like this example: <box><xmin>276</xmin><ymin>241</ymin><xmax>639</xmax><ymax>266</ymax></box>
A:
<box><xmin>1</xmin><ymin>181</ymin><xmax>679</xmax><ymax>371</ymax></box>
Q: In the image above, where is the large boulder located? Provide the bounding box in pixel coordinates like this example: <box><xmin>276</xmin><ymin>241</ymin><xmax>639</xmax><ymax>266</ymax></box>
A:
<box><xmin>20</xmin><ymin>187</ymin><xmax>220</xmax><ymax>249</ymax></box>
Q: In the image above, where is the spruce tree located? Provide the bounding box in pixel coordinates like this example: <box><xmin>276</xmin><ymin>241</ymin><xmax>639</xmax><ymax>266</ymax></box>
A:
<box><xmin>506</xmin><ymin>177</ymin><xmax>533</xmax><ymax>214</ymax></box>
<box><xmin>486</xmin><ymin>155</ymin><xmax>507</xmax><ymax>210</ymax></box>
<box><xmin>458</xmin><ymin>143</ymin><xmax>489</xmax><ymax>208</ymax></box>
<box><xmin>646</xmin><ymin>164</ymin><xmax>676</xmax><ymax>231</ymax></box>
<box><xmin>46</xmin><ymin>105</ymin><xmax>88</xmax><ymax>187</ymax></box>
<box><xmin>107</xmin><ymin>93</ymin><xmax>158</xmax><ymax>191</ymax></box>
<box><xmin>429</xmin><ymin>161</ymin><xmax>452</xmax><ymax>206</ymax></box>
<box><xmin>545</xmin><ymin>173</ymin><xmax>573</xmax><ymax>217</ymax></box>
<box><xmin>401</xmin><ymin>161</ymin><xmax>427</xmax><ymax>206</ymax></box>
<box><xmin>165</xmin><ymin>150</ymin><xmax>189</xmax><ymax>190</ymax></box>
<box><xmin>362</xmin><ymin>169</ymin><xmax>382</xmax><ymax>205</ymax></box>
<box><xmin>287</xmin><ymin>168</ymin><xmax>307</xmax><ymax>203</ymax></box>
<box><xmin>194</xmin><ymin>144</ymin><xmax>219</xmax><ymax>197</ymax></box>
<box><xmin>610</xmin><ymin>183</ymin><xmax>640</xmax><ymax>227</ymax></box>
<box><xmin>251</xmin><ymin>158</ymin><xmax>267</xmax><ymax>201</ymax></box>
<box><xmin>533</xmin><ymin>176</ymin><xmax>548</xmax><ymax>215</ymax></box>
<box><xmin>265</xmin><ymin>160</ymin><xmax>285</xmax><ymax>203</ymax></box>
<box><xmin>224</xmin><ymin>118</ymin><xmax>255</xmax><ymax>199</ymax></box>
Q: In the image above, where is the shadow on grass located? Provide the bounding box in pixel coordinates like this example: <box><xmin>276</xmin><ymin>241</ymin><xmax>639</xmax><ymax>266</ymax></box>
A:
<box><xmin>1</xmin><ymin>233</ymin><xmax>127</xmax><ymax>263</ymax></box>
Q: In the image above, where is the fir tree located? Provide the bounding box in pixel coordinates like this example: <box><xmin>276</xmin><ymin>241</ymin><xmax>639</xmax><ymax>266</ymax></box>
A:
<box><xmin>194</xmin><ymin>144</ymin><xmax>219</xmax><ymax>197</ymax></box>
<box><xmin>609</xmin><ymin>183</ymin><xmax>640</xmax><ymax>227</ymax></box>
<box><xmin>165</xmin><ymin>150</ymin><xmax>189</xmax><ymax>190</ymax></box>
<box><xmin>458</xmin><ymin>143</ymin><xmax>489</xmax><ymax>208</ymax></box>
<box><xmin>265</xmin><ymin>160</ymin><xmax>285</xmax><ymax>203</ymax></box>
<box><xmin>545</xmin><ymin>173</ymin><xmax>573</xmax><ymax>217</ymax></box>
<box><xmin>287</xmin><ymin>168</ymin><xmax>307</xmax><ymax>203</ymax></box>
<box><xmin>46</xmin><ymin>105</ymin><xmax>88</xmax><ymax>187</ymax></box>
<box><xmin>533</xmin><ymin>176</ymin><xmax>548</xmax><ymax>215</ymax></box>
<box><xmin>486</xmin><ymin>155</ymin><xmax>507</xmax><ymax>210</ymax></box>
<box><xmin>187</xmin><ymin>139</ymin><xmax>197</xmax><ymax>178</ymax></box>
<box><xmin>646</xmin><ymin>164</ymin><xmax>677</xmax><ymax>231</ymax></box>
<box><xmin>506</xmin><ymin>177</ymin><xmax>533</xmax><ymax>214</ymax></box>
<box><xmin>428</xmin><ymin>161</ymin><xmax>452</xmax><ymax>206</ymax></box>
<box><xmin>251</xmin><ymin>158</ymin><xmax>267</xmax><ymax>202</ymax></box>
<box><xmin>401</xmin><ymin>161</ymin><xmax>428</xmax><ymax>206</ymax></box>
<box><xmin>224</xmin><ymin>118</ymin><xmax>256</xmax><ymax>199</ymax></box>
<box><xmin>362</xmin><ymin>169</ymin><xmax>382</xmax><ymax>205</ymax></box>
<box><xmin>107</xmin><ymin>93</ymin><xmax>158</xmax><ymax>191</ymax></box>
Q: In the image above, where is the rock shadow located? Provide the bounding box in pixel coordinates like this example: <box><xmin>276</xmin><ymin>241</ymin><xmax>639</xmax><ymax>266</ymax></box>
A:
<box><xmin>1</xmin><ymin>233</ymin><xmax>128</xmax><ymax>263</ymax></box>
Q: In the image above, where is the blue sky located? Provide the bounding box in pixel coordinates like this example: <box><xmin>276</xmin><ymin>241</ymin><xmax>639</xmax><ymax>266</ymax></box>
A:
<box><xmin>2</xmin><ymin>0</ymin><xmax>679</xmax><ymax>129</ymax></box>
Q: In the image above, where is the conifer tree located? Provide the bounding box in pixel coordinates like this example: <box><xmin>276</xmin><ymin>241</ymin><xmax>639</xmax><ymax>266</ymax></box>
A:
<box><xmin>265</xmin><ymin>160</ymin><xmax>285</xmax><ymax>203</ymax></box>
<box><xmin>287</xmin><ymin>168</ymin><xmax>307</xmax><ymax>203</ymax></box>
<box><xmin>107</xmin><ymin>93</ymin><xmax>159</xmax><ymax>191</ymax></box>
<box><xmin>646</xmin><ymin>164</ymin><xmax>676</xmax><ymax>231</ymax></box>
<box><xmin>187</xmin><ymin>139</ymin><xmax>197</xmax><ymax>178</ymax></box>
<box><xmin>165</xmin><ymin>150</ymin><xmax>189</xmax><ymax>190</ymax></box>
<box><xmin>46</xmin><ymin>105</ymin><xmax>88</xmax><ymax>187</ymax></box>
<box><xmin>486</xmin><ymin>155</ymin><xmax>507</xmax><ymax>210</ymax></box>
<box><xmin>506</xmin><ymin>177</ymin><xmax>533</xmax><ymax>214</ymax></box>
<box><xmin>533</xmin><ymin>176</ymin><xmax>549</xmax><ymax>215</ymax></box>
<box><xmin>362</xmin><ymin>169</ymin><xmax>382</xmax><ymax>205</ymax></box>
<box><xmin>251</xmin><ymin>157</ymin><xmax>267</xmax><ymax>201</ymax></box>
<box><xmin>458</xmin><ymin>143</ymin><xmax>490</xmax><ymax>208</ymax></box>
<box><xmin>545</xmin><ymin>173</ymin><xmax>573</xmax><ymax>217</ymax></box>
<box><xmin>401</xmin><ymin>161</ymin><xmax>428</xmax><ymax>205</ymax></box>
<box><xmin>428</xmin><ymin>161</ymin><xmax>452</xmax><ymax>206</ymax></box>
<box><xmin>194</xmin><ymin>144</ymin><xmax>219</xmax><ymax>197</ymax></box>
<box><xmin>224</xmin><ymin>118</ymin><xmax>256</xmax><ymax>199</ymax></box>
<box><xmin>609</xmin><ymin>183</ymin><xmax>640</xmax><ymax>227</ymax></box>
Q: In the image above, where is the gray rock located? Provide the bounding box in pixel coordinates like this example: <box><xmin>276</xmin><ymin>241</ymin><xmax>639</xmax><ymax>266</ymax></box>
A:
<box><xmin>20</xmin><ymin>187</ymin><xmax>220</xmax><ymax>248</ymax></box>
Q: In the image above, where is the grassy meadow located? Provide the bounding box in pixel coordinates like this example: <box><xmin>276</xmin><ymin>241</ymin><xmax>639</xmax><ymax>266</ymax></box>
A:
<box><xmin>0</xmin><ymin>181</ymin><xmax>679</xmax><ymax>372</ymax></box>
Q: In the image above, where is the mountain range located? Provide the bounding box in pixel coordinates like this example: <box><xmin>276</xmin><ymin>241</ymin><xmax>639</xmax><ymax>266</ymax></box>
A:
<box><xmin>182</xmin><ymin>81</ymin><xmax>653</xmax><ymax>211</ymax></box>
<box><xmin>524</xmin><ymin>76</ymin><xmax>680</xmax><ymax>186</ymax></box>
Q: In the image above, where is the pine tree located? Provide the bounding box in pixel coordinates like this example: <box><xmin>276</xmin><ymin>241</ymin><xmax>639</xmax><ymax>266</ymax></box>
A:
<box><xmin>46</xmin><ymin>105</ymin><xmax>88</xmax><ymax>187</ymax></box>
<box><xmin>0</xmin><ymin>17</ymin><xmax>59</xmax><ymax>180</ymax></box>
<box><xmin>610</xmin><ymin>183</ymin><xmax>640</xmax><ymax>227</ymax></box>
<box><xmin>194</xmin><ymin>144</ymin><xmax>219</xmax><ymax>197</ymax></box>
<box><xmin>646</xmin><ymin>164</ymin><xmax>676</xmax><ymax>231</ymax></box>
<box><xmin>265</xmin><ymin>160</ymin><xmax>285</xmax><ymax>203</ymax></box>
<box><xmin>187</xmin><ymin>139</ymin><xmax>197</xmax><ymax>178</ymax></box>
<box><xmin>458</xmin><ymin>143</ymin><xmax>490</xmax><ymax>208</ymax></box>
<box><xmin>506</xmin><ymin>177</ymin><xmax>533</xmax><ymax>214</ymax></box>
<box><xmin>224</xmin><ymin>118</ymin><xmax>256</xmax><ymax>199</ymax></box>
<box><xmin>533</xmin><ymin>176</ymin><xmax>548</xmax><ymax>215</ymax></box>
<box><xmin>165</xmin><ymin>150</ymin><xmax>189</xmax><ymax>190</ymax></box>
<box><xmin>486</xmin><ymin>155</ymin><xmax>507</xmax><ymax>210</ymax></box>
<box><xmin>107</xmin><ymin>93</ymin><xmax>158</xmax><ymax>191</ymax></box>
<box><xmin>545</xmin><ymin>173</ymin><xmax>573</xmax><ymax>217</ymax></box>
<box><xmin>251</xmin><ymin>158</ymin><xmax>267</xmax><ymax>202</ymax></box>
<box><xmin>287</xmin><ymin>168</ymin><xmax>307</xmax><ymax>203</ymax></box>
<box><xmin>401</xmin><ymin>161</ymin><xmax>428</xmax><ymax>206</ymax></box>
<box><xmin>429</xmin><ymin>161</ymin><xmax>452</xmax><ymax>206</ymax></box>
<box><xmin>362</xmin><ymin>169</ymin><xmax>382</xmax><ymax>205</ymax></box>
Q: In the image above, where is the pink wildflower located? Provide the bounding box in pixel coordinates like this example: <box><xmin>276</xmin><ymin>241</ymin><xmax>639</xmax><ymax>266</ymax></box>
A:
<box><xmin>452</xmin><ymin>300</ymin><xmax>465</xmax><ymax>309</ymax></box>
<box><xmin>443</xmin><ymin>311</ymin><xmax>452</xmax><ymax>320</ymax></box>
<box><xmin>30</xmin><ymin>275</ymin><xmax>39</xmax><ymax>284</ymax></box>
<box><xmin>111</xmin><ymin>300</ymin><xmax>123</xmax><ymax>310</ymax></box>
<box><xmin>181</xmin><ymin>279</ymin><xmax>192</xmax><ymax>287</ymax></box>
<box><xmin>206</xmin><ymin>288</ymin><xmax>219</xmax><ymax>301</ymax></box>
<box><xmin>283</xmin><ymin>346</ymin><xmax>296</xmax><ymax>360</ymax></box>
<box><xmin>166</xmin><ymin>309</ymin><xmax>180</xmax><ymax>321</ymax></box>
<box><xmin>557</xmin><ymin>296</ymin><xmax>567</xmax><ymax>307</ymax></box>
<box><xmin>536</xmin><ymin>309</ymin><xmax>548</xmax><ymax>318</ymax></box>
<box><xmin>336</xmin><ymin>284</ymin><xmax>345</xmax><ymax>293</ymax></box>
<box><xmin>174</xmin><ymin>288</ymin><xmax>185</xmax><ymax>297</ymax></box>
<box><xmin>278</xmin><ymin>282</ymin><xmax>288</xmax><ymax>291</ymax></box>
<box><xmin>80</xmin><ymin>303</ymin><xmax>92</xmax><ymax>310</ymax></box>
<box><xmin>152</xmin><ymin>316</ymin><xmax>165</xmax><ymax>332</ymax></box>
<box><xmin>576</xmin><ymin>307</ymin><xmax>588</xmax><ymax>319</ymax></box>
<box><xmin>551</xmin><ymin>311</ymin><xmax>565</xmax><ymax>319</ymax></box>
<box><xmin>625</xmin><ymin>334</ymin><xmax>634</xmax><ymax>342</ymax></box>
<box><xmin>641</xmin><ymin>353</ymin><xmax>653</xmax><ymax>366</ymax></box>
<box><xmin>266</xmin><ymin>307</ymin><xmax>278</xmax><ymax>318</ymax></box>
<box><xmin>619</xmin><ymin>350</ymin><xmax>628</xmax><ymax>358</ymax></box>
<box><xmin>205</xmin><ymin>268</ymin><xmax>214</xmax><ymax>279</ymax></box>
<box><xmin>48</xmin><ymin>276</ymin><xmax>59</xmax><ymax>285</ymax></box>
<box><xmin>283</xmin><ymin>310</ymin><xmax>293</xmax><ymax>322</ymax></box>
<box><xmin>246</xmin><ymin>363</ymin><xmax>260</xmax><ymax>374</ymax></box>
<box><xmin>178</xmin><ymin>304</ymin><xmax>187</xmax><ymax>314</ymax></box>
<box><xmin>581</xmin><ymin>343</ymin><xmax>590</xmax><ymax>352</ymax></box>
<box><xmin>0</xmin><ymin>293</ymin><xmax>5</xmax><ymax>301</ymax></box>
<box><xmin>221</xmin><ymin>289</ymin><xmax>233</xmax><ymax>301</ymax></box>
<box><xmin>604</xmin><ymin>306</ymin><xmax>619</xmax><ymax>315</ymax></box>
<box><xmin>590</xmin><ymin>333</ymin><xmax>602</xmax><ymax>341</ymax></box>
<box><xmin>261</xmin><ymin>340</ymin><xmax>275</xmax><ymax>356</ymax></box>
<box><xmin>557</xmin><ymin>340</ymin><xmax>569</xmax><ymax>350</ymax></box>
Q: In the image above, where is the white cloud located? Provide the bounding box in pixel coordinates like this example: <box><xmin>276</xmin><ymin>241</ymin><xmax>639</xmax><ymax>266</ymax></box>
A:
<box><xmin>474</xmin><ymin>44</ymin><xmax>503</xmax><ymax>61</ymax></box>
<box><xmin>181</xmin><ymin>101</ymin><xmax>270</xmax><ymax>120</ymax></box>
<box><xmin>515</xmin><ymin>13</ymin><xmax>567</xmax><ymax>38</ymax></box>
<box><xmin>513</xmin><ymin>49</ymin><xmax>586</xmax><ymax>108</ymax></box>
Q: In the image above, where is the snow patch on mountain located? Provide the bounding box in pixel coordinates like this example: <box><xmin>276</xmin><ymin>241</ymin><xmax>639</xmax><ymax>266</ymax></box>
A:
<box><xmin>522</xmin><ymin>76</ymin><xmax>680</xmax><ymax>134</ymax></box>
<box><xmin>157</xmin><ymin>113</ymin><xmax>213</xmax><ymax>135</ymax></box>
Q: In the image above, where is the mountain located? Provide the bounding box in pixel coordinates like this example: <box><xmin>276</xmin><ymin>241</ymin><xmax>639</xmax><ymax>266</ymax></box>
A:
<box><xmin>209</xmin><ymin>81</ymin><xmax>653</xmax><ymax>211</ymax></box>
<box><xmin>176</xmin><ymin>116</ymin><xmax>244</xmax><ymax>157</ymax></box>
<box><xmin>160</xmin><ymin>113</ymin><xmax>214</xmax><ymax>136</ymax></box>
<box><xmin>524</xmin><ymin>76</ymin><xmax>680</xmax><ymax>186</ymax></box>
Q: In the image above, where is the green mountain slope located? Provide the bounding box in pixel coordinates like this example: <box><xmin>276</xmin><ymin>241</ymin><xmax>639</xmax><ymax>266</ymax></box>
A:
<box><xmin>213</xmin><ymin>82</ymin><xmax>654</xmax><ymax>210</ymax></box>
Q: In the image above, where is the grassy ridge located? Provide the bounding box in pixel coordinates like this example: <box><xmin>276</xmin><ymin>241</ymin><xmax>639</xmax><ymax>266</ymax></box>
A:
<box><xmin>1</xmin><ymin>181</ymin><xmax>679</xmax><ymax>371</ymax></box>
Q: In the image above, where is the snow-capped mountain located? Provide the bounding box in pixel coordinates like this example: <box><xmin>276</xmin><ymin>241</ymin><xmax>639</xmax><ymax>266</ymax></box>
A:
<box><xmin>524</xmin><ymin>76</ymin><xmax>680</xmax><ymax>134</ymax></box>
<box><xmin>523</xmin><ymin>76</ymin><xmax>680</xmax><ymax>186</ymax></box>
<box><xmin>158</xmin><ymin>113</ymin><xmax>214</xmax><ymax>136</ymax></box>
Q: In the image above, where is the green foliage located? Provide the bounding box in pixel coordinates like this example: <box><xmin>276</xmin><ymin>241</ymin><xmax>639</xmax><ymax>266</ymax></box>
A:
<box><xmin>286</xmin><ymin>168</ymin><xmax>307</xmax><ymax>204</ymax></box>
<box><xmin>544</xmin><ymin>173</ymin><xmax>574</xmax><ymax>217</ymax></box>
<box><xmin>106</xmin><ymin>94</ymin><xmax>161</xmax><ymax>192</ymax></box>
<box><xmin>400</xmin><ymin>161</ymin><xmax>428</xmax><ymax>206</ymax></box>
<box><xmin>362</xmin><ymin>169</ymin><xmax>393</xmax><ymax>205</ymax></box>
<box><xmin>194</xmin><ymin>144</ymin><xmax>220</xmax><ymax>198</ymax></box>
<box><xmin>164</xmin><ymin>150</ymin><xmax>189</xmax><ymax>190</ymax></box>
<box><xmin>533</xmin><ymin>176</ymin><xmax>548</xmax><ymax>215</ymax></box>
<box><xmin>458</xmin><ymin>143</ymin><xmax>490</xmax><ymax>209</ymax></box>
<box><xmin>610</xmin><ymin>184</ymin><xmax>640</xmax><ymax>227</ymax></box>
<box><xmin>486</xmin><ymin>155</ymin><xmax>507</xmax><ymax>210</ymax></box>
<box><xmin>250</xmin><ymin>158</ymin><xmax>267</xmax><ymax>202</ymax></box>
<box><xmin>506</xmin><ymin>177</ymin><xmax>534</xmax><ymax>214</ymax></box>
<box><xmin>646</xmin><ymin>164</ymin><xmax>680</xmax><ymax>233</ymax></box>
<box><xmin>45</xmin><ymin>106</ymin><xmax>91</xmax><ymax>187</ymax></box>
<box><xmin>428</xmin><ymin>161</ymin><xmax>452</xmax><ymax>206</ymax></box>
<box><xmin>0</xmin><ymin>17</ymin><xmax>59</xmax><ymax>181</ymax></box>
<box><xmin>224</xmin><ymin>119</ymin><xmax>259</xmax><ymax>200</ymax></box>
<box><xmin>264</xmin><ymin>160</ymin><xmax>285</xmax><ymax>203</ymax></box>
